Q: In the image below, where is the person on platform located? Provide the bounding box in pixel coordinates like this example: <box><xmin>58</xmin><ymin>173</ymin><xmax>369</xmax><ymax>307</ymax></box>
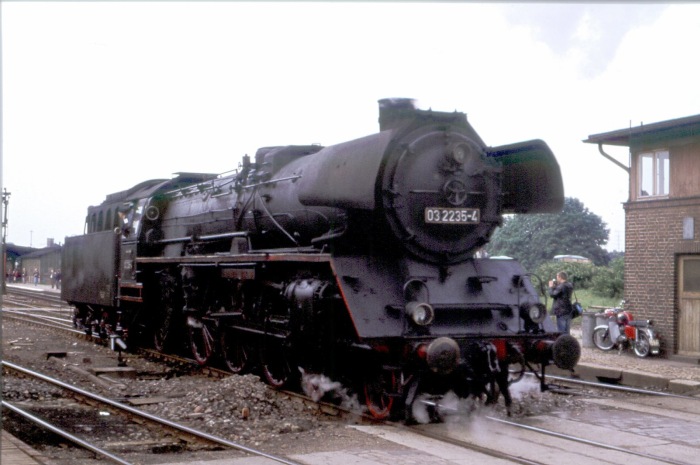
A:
<box><xmin>548</xmin><ymin>271</ymin><xmax>574</xmax><ymax>334</ymax></box>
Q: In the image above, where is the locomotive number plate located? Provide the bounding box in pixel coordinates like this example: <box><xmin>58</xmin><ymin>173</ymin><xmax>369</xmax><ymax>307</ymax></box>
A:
<box><xmin>424</xmin><ymin>207</ymin><xmax>480</xmax><ymax>224</ymax></box>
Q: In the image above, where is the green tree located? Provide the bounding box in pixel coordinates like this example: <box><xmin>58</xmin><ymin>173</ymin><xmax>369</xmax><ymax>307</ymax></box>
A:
<box><xmin>486</xmin><ymin>197</ymin><xmax>609</xmax><ymax>271</ymax></box>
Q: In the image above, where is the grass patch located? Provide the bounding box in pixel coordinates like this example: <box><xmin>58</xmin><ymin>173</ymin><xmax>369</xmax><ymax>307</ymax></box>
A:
<box><xmin>573</xmin><ymin>288</ymin><xmax>620</xmax><ymax>312</ymax></box>
<box><xmin>541</xmin><ymin>288</ymin><xmax>619</xmax><ymax>312</ymax></box>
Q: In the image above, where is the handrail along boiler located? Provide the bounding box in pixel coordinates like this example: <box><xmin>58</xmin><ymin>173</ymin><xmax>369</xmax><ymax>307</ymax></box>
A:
<box><xmin>62</xmin><ymin>99</ymin><xmax>580</xmax><ymax>420</ymax></box>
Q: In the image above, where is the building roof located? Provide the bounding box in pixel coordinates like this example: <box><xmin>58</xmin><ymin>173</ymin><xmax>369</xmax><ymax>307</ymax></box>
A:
<box><xmin>583</xmin><ymin>113</ymin><xmax>700</xmax><ymax>147</ymax></box>
<box><xmin>21</xmin><ymin>245</ymin><xmax>62</xmax><ymax>259</ymax></box>
<box><xmin>5</xmin><ymin>243</ymin><xmax>38</xmax><ymax>256</ymax></box>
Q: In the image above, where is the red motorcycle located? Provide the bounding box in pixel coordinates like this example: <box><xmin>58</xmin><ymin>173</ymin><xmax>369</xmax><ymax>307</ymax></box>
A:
<box><xmin>592</xmin><ymin>302</ymin><xmax>660</xmax><ymax>357</ymax></box>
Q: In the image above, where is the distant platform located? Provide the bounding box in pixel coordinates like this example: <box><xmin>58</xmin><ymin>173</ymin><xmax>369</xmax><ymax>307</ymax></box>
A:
<box><xmin>5</xmin><ymin>283</ymin><xmax>62</xmax><ymax>294</ymax></box>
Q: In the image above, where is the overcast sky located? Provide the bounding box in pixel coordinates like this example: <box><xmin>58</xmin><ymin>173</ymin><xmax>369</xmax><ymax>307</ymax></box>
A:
<box><xmin>2</xmin><ymin>2</ymin><xmax>698</xmax><ymax>254</ymax></box>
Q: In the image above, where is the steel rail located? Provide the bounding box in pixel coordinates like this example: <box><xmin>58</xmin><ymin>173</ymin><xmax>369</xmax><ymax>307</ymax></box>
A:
<box><xmin>3</xmin><ymin>308</ymin><xmax>74</xmax><ymax>326</ymax></box>
<box><xmin>401</xmin><ymin>421</ymin><xmax>544</xmax><ymax>465</ymax></box>
<box><xmin>486</xmin><ymin>415</ymin><xmax>694</xmax><ymax>465</ymax></box>
<box><xmin>1</xmin><ymin>312</ymin><xmax>85</xmax><ymax>336</ymax></box>
<box><xmin>5</xmin><ymin>286</ymin><xmax>66</xmax><ymax>305</ymax></box>
<box><xmin>1</xmin><ymin>361</ymin><xmax>304</xmax><ymax>465</ymax></box>
<box><xmin>2</xmin><ymin>400</ymin><xmax>134</xmax><ymax>465</ymax></box>
<box><xmin>3</xmin><ymin>305</ymin><xmax>72</xmax><ymax>314</ymax></box>
<box><xmin>2</xmin><ymin>298</ymin><xmax>44</xmax><ymax>308</ymax></box>
<box><xmin>539</xmin><ymin>372</ymin><xmax>700</xmax><ymax>400</ymax></box>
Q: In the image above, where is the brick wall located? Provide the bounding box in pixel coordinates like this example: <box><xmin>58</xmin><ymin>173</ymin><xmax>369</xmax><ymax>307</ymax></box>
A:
<box><xmin>624</xmin><ymin>196</ymin><xmax>700</xmax><ymax>354</ymax></box>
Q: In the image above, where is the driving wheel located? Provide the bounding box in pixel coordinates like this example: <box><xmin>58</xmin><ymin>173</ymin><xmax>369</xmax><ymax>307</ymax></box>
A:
<box><xmin>220</xmin><ymin>326</ymin><xmax>249</xmax><ymax>374</ymax></box>
<box><xmin>363</xmin><ymin>370</ymin><xmax>397</xmax><ymax>420</ymax></box>
<box><xmin>188</xmin><ymin>316</ymin><xmax>215</xmax><ymax>366</ymax></box>
<box><xmin>260</xmin><ymin>340</ymin><xmax>294</xmax><ymax>388</ymax></box>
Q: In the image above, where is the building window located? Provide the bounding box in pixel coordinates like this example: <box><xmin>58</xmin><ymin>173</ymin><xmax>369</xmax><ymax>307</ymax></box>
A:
<box><xmin>682</xmin><ymin>257</ymin><xmax>700</xmax><ymax>293</ymax></box>
<box><xmin>639</xmin><ymin>149</ymin><xmax>669</xmax><ymax>197</ymax></box>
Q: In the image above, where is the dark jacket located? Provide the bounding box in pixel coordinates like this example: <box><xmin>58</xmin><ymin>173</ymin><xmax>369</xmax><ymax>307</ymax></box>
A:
<box><xmin>549</xmin><ymin>281</ymin><xmax>573</xmax><ymax>317</ymax></box>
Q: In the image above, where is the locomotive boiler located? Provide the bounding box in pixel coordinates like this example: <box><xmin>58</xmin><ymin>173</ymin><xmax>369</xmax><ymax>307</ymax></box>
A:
<box><xmin>62</xmin><ymin>99</ymin><xmax>580</xmax><ymax>420</ymax></box>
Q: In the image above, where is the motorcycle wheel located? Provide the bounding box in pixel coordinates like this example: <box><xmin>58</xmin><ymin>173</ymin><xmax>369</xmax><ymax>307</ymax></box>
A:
<box><xmin>592</xmin><ymin>327</ymin><xmax>615</xmax><ymax>351</ymax></box>
<box><xmin>633</xmin><ymin>331</ymin><xmax>651</xmax><ymax>358</ymax></box>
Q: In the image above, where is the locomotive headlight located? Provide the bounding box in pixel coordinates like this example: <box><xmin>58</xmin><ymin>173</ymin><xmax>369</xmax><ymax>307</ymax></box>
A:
<box><xmin>527</xmin><ymin>303</ymin><xmax>547</xmax><ymax>324</ymax></box>
<box><xmin>406</xmin><ymin>301</ymin><xmax>435</xmax><ymax>326</ymax></box>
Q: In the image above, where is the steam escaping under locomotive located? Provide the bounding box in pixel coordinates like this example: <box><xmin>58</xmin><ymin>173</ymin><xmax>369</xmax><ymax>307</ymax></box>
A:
<box><xmin>62</xmin><ymin>99</ymin><xmax>580</xmax><ymax>421</ymax></box>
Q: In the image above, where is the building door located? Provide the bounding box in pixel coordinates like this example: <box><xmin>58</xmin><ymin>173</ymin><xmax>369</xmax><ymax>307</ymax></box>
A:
<box><xmin>679</xmin><ymin>256</ymin><xmax>700</xmax><ymax>355</ymax></box>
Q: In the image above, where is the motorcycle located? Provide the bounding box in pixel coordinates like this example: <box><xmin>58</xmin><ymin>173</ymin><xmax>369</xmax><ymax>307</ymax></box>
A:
<box><xmin>592</xmin><ymin>301</ymin><xmax>660</xmax><ymax>357</ymax></box>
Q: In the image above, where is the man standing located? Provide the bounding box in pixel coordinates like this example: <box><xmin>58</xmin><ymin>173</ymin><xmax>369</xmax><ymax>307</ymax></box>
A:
<box><xmin>549</xmin><ymin>271</ymin><xmax>574</xmax><ymax>334</ymax></box>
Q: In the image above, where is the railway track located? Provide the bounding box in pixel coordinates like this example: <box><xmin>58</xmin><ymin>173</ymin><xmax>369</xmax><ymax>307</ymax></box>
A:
<box><xmin>388</xmin><ymin>408</ymin><xmax>697</xmax><ymax>465</ymax></box>
<box><xmin>2</xmin><ymin>400</ymin><xmax>135</xmax><ymax>465</ymax></box>
<box><xmin>2</xmin><ymin>360</ymin><xmax>304</xmax><ymax>465</ymax></box>
<box><xmin>6</xmin><ymin>285</ymin><xmax>697</xmax><ymax>401</ymax></box>
<box><xmin>5</xmin><ymin>285</ymin><xmax>699</xmax><ymax>465</ymax></box>
<box><xmin>3</xmin><ymin>285</ymin><xmax>67</xmax><ymax>306</ymax></box>
<box><xmin>6</xmin><ymin>284</ymin><xmax>700</xmax><ymax>417</ymax></box>
<box><xmin>483</xmin><ymin>415</ymin><xmax>693</xmax><ymax>465</ymax></box>
<box><xmin>541</xmin><ymin>372</ymin><xmax>700</xmax><ymax>400</ymax></box>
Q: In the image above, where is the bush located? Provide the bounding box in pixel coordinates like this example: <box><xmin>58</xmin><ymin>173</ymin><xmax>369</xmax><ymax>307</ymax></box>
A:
<box><xmin>591</xmin><ymin>256</ymin><xmax>624</xmax><ymax>299</ymax></box>
<box><xmin>533</xmin><ymin>261</ymin><xmax>596</xmax><ymax>290</ymax></box>
<box><xmin>533</xmin><ymin>257</ymin><xmax>624</xmax><ymax>300</ymax></box>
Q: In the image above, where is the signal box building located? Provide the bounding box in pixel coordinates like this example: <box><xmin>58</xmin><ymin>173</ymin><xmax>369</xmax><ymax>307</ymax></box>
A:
<box><xmin>585</xmin><ymin>114</ymin><xmax>700</xmax><ymax>361</ymax></box>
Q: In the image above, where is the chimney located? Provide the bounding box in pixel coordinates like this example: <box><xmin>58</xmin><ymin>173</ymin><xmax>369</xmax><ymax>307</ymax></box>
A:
<box><xmin>47</xmin><ymin>238</ymin><xmax>54</xmax><ymax>247</ymax></box>
<box><xmin>378</xmin><ymin>98</ymin><xmax>416</xmax><ymax>131</ymax></box>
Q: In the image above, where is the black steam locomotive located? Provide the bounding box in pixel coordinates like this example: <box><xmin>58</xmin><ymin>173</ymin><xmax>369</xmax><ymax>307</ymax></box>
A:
<box><xmin>62</xmin><ymin>99</ymin><xmax>580</xmax><ymax>420</ymax></box>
